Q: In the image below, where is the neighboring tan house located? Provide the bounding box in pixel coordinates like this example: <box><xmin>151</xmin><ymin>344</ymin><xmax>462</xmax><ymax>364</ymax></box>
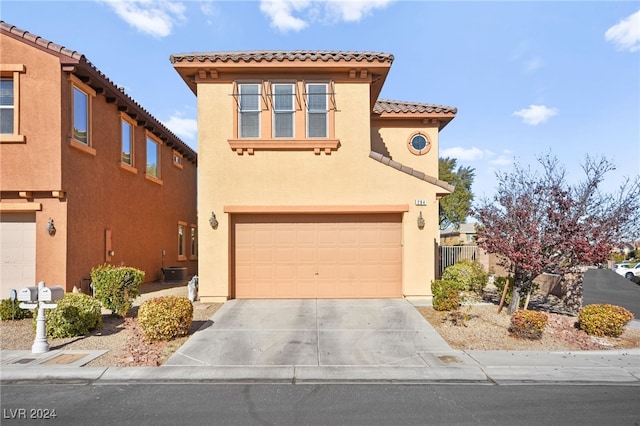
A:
<box><xmin>171</xmin><ymin>51</ymin><xmax>456</xmax><ymax>302</ymax></box>
<box><xmin>440</xmin><ymin>223</ymin><xmax>477</xmax><ymax>246</ymax></box>
<box><xmin>0</xmin><ymin>21</ymin><xmax>198</xmax><ymax>298</ymax></box>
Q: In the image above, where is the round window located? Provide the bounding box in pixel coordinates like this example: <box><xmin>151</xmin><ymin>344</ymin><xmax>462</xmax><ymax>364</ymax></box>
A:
<box><xmin>407</xmin><ymin>133</ymin><xmax>431</xmax><ymax>155</ymax></box>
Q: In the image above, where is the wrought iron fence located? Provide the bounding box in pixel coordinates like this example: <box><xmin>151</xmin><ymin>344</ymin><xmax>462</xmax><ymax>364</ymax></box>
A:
<box><xmin>438</xmin><ymin>245</ymin><xmax>478</xmax><ymax>278</ymax></box>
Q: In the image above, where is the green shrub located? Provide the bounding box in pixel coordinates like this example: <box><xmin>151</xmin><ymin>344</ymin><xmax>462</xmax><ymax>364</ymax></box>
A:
<box><xmin>138</xmin><ymin>296</ymin><xmax>193</xmax><ymax>341</ymax></box>
<box><xmin>431</xmin><ymin>280</ymin><xmax>463</xmax><ymax>311</ymax></box>
<box><xmin>36</xmin><ymin>293</ymin><xmax>103</xmax><ymax>338</ymax></box>
<box><xmin>578</xmin><ymin>304</ymin><xmax>634</xmax><ymax>337</ymax></box>
<box><xmin>91</xmin><ymin>264</ymin><xmax>144</xmax><ymax>317</ymax></box>
<box><xmin>0</xmin><ymin>298</ymin><xmax>33</xmax><ymax>320</ymax></box>
<box><xmin>442</xmin><ymin>259</ymin><xmax>488</xmax><ymax>294</ymax></box>
<box><xmin>508</xmin><ymin>309</ymin><xmax>548</xmax><ymax>340</ymax></box>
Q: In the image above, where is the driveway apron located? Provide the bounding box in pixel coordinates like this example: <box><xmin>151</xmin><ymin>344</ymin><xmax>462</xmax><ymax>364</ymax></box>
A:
<box><xmin>164</xmin><ymin>299</ymin><xmax>453</xmax><ymax>367</ymax></box>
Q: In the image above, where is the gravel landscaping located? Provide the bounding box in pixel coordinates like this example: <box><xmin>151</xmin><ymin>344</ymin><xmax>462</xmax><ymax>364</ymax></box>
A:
<box><xmin>1</xmin><ymin>284</ymin><xmax>638</xmax><ymax>367</ymax></box>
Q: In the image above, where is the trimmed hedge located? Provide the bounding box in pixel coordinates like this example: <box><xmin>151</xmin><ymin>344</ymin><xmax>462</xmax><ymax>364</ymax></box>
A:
<box><xmin>0</xmin><ymin>298</ymin><xmax>33</xmax><ymax>321</ymax></box>
<box><xmin>578</xmin><ymin>304</ymin><xmax>634</xmax><ymax>337</ymax></box>
<box><xmin>138</xmin><ymin>296</ymin><xmax>193</xmax><ymax>341</ymax></box>
<box><xmin>36</xmin><ymin>293</ymin><xmax>103</xmax><ymax>338</ymax></box>
<box><xmin>442</xmin><ymin>259</ymin><xmax>488</xmax><ymax>294</ymax></box>
<box><xmin>91</xmin><ymin>264</ymin><xmax>144</xmax><ymax>317</ymax></box>
<box><xmin>431</xmin><ymin>279</ymin><xmax>463</xmax><ymax>311</ymax></box>
<box><xmin>508</xmin><ymin>309</ymin><xmax>548</xmax><ymax>340</ymax></box>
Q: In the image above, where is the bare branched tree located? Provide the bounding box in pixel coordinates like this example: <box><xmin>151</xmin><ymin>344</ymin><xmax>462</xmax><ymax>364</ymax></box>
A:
<box><xmin>473</xmin><ymin>154</ymin><xmax>640</xmax><ymax>314</ymax></box>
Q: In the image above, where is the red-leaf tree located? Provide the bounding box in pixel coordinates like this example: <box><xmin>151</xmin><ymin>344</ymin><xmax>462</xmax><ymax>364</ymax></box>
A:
<box><xmin>472</xmin><ymin>154</ymin><xmax>640</xmax><ymax>314</ymax></box>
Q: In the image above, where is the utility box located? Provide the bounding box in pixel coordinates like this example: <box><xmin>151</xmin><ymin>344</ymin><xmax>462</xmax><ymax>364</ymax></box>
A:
<box><xmin>17</xmin><ymin>286</ymin><xmax>38</xmax><ymax>302</ymax></box>
<box><xmin>163</xmin><ymin>267</ymin><xmax>187</xmax><ymax>282</ymax></box>
<box><xmin>39</xmin><ymin>286</ymin><xmax>64</xmax><ymax>302</ymax></box>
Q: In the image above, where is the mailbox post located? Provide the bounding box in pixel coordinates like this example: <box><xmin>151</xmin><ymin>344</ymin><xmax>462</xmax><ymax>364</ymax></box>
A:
<box><xmin>18</xmin><ymin>281</ymin><xmax>64</xmax><ymax>353</ymax></box>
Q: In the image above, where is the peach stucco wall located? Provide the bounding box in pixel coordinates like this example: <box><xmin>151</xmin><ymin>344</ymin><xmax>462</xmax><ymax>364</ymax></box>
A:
<box><xmin>1</xmin><ymin>32</ymin><xmax>197</xmax><ymax>293</ymax></box>
<box><xmin>197</xmin><ymin>80</ymin><xmax>444</xmax><ymax>302</ymax></box>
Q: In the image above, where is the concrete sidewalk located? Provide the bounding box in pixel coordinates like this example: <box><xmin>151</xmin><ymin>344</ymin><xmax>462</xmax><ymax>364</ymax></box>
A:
<box><xmin>2</xmin><ymin>349</ymin><xmax>639</xmax><ymax>385</ymax></box>
<box><xmin>1</xmin><ymin>298</ymin><xmax>639</xmax><ymax>385</ymax></box>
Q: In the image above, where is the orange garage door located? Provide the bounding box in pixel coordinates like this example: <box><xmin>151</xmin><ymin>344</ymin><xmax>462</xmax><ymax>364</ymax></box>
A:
<box><xmin>233</xmin><ymin>214</ymin><xmax>402</xmax><ymax>298</ymax></box>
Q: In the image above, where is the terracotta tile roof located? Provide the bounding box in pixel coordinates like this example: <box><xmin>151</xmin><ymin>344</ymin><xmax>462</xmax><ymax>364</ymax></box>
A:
<box><xmin>374</xmin><ymin>99</ymin><xmax>457</xmax><ymax>115</ymax></box>
<box><xmin>0</xmin><ymin>21</ymin><xmax>197</xmax><ymax>163</ymax></box>
<box><xmin>369</xmin><ymin>151</ymin><xmax>455</xmax><ymax>194</ymax></box>
<box><xmin>170</xmin><ymin>50</ymin><xmax>394</xmax><ymax>64</ymax></box>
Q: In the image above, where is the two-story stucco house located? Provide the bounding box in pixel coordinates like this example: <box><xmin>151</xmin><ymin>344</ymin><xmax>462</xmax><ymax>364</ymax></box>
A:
<box><xmin>0</xmin><ymin>22</ymin><xmax>198</xmax><ymax>297</ymax></box>
<box><xmin>171</xmin><ymin>51</ymin><xmax>456</xmax><ymax>303</ymax></box>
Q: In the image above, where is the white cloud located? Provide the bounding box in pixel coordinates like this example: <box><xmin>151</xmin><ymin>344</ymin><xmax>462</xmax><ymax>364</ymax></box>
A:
<box><xmin>605</xmin><ymin>10</ymin><xmax>640</xmax><ymax>52</ymax></box>
<box><xmin>259</xmin><ymin>0</ymin><xmax>393</xmax><ymax>33</ymax></box>
<box><xmin>440</xmin><ymin>146</ymin><xmax>484</xmax><ymax>161</ymax></box>
<box><xmin>326</xmin><ymin>0</ymin><xmax>394</xmax><ymax>22</ymax></box>
<box><xmin>513</xmin><ymin>104</ymin><xmax>558</xmax><ymax>125</ymax></box>
<box><xmin>489</xmin><ymin>152</ymin><xmax>513</xmax><ymax>167</ymax></box>
<box><xmin>163</xmin><ymin>114</ymin><xmax>197</xmax><ymax>147</ymax></box>
<box><xmin>441</xmin><ymin>147</ymin><xmax>514</xmax><ymax>170</ymax></box>
<box><xmin>260</xmin><ymin>0</ymin><xmax>310</xmax><ymax>32</ymax></box>
<box><xmin>101</xmin><ymin>0</ymin><xmax>186</xmax><ymax>38</ymax></box>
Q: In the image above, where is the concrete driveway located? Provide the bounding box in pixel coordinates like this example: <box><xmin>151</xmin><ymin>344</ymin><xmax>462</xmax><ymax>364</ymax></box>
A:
<box><xmin>165</xmin><ymin>299</ymin><xmax>453</xmax><ymax>367</ymax></box>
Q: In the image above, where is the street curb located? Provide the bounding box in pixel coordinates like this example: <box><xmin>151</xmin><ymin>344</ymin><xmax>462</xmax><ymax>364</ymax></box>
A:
<box><xmin>2</xmin><ymin>364</ymin><xmax>639</xmax><ymax>385</ymax></box>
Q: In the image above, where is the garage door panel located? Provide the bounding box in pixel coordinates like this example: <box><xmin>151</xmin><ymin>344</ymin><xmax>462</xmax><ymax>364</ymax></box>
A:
<box><xmin>234</xmin><ymin>214</ymin><xmax>401</xmax><ymax>298</ymax></box>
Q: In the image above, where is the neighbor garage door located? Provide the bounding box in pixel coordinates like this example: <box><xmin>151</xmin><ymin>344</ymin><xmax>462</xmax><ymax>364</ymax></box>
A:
<box><xmin>233</xmin><ymin>213</ymin><xmax>402</xmax><ymax>298</ymax></box>
<box><xmin>0</xmin><ymin>212</ymin><xmax>36</xmax><ymax>299</ymax></box>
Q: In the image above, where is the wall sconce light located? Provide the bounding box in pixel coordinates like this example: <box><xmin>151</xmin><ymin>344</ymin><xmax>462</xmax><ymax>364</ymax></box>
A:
<box><xmin>417</xmin><ymin>211</ymin><xmax>425</xmax><ymax>230</ymax></box>
<box><xmin>46</xmin><ymin>218</ymin><xmax>56</xmax><ymax>236</ymax></box>
<box><xmin>209</xmin><ymin>211</ymin><xmax>219</xmax><ymax>230</ymax></box>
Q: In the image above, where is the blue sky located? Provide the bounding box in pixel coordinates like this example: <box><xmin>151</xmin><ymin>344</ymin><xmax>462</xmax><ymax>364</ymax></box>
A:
<box><xmin>2</xmin><ymin>1</ymin><xmax>638</xmax><ymax>199</ymax></box>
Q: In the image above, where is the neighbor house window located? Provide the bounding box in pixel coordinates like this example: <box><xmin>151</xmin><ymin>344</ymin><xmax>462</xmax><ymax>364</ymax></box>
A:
<box><xmin>1</xmin><ymin>65</ymin><xmax>26</xmax><ymax>143</ymax></box>
<box><xmin>172</xmin><ymin>150</ymin><xmax>183</xmax><ymax>169</ymax></box>
<box><xmin>273</xmin><ymin>83</ymin><xmax>295</xmax><ymax>138</ymax></box>
<box><xmin>146</xmin><ymin>135</ymin><xmax>161</xmax><ymax>180</ymax></box>
<box><xmin>190</xmin><ymin>225</ymin><xmax>197</xmax><ymax>259</ymax></box>
<box><xmin>121</xmin><ymin>116</ymin><xmax>134</xmax><ymax>166</ymax></box>
<box><xmin>178</xmin><ymin>222</ymin><xmax>187</xmax><ymax>261</ymax></box>
<box><xmin>0</xmin><ymin>78</ymin><xmax>15</xmax><ymax>135</ymax></box>
<box><xmin>306</xmin><ymin>83</ymin><xmax>328</xmax><ymax>138</ymax></box>
<box><xmin>73</xmin><ymin>86</ymin><xmax>90</xmax><ymax>145</ymax></box>
<box><xmin>238</xmin><ymin>83</ymin><xmax>260</xmax><ymax>138</ymax></box>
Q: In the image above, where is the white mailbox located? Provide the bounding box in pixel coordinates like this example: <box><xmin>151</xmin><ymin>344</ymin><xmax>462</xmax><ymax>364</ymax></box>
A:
<box><xmin>38</xmin><ymin>286</ymin><xmax>64</xmax><ymax>302</ymax></box>
<box><xmin>17</xmin><ymin>286</ymin><xmax>39</xmax><ymax>302</ymax></box>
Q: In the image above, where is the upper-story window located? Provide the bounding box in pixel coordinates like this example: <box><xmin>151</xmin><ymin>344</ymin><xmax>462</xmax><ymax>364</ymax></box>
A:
<box><xmin>239</xmin><ymin>83</ymin><xmax>260</xmax><ymax>138</ymax></box>
<box><xmin>306</xmin><ymin>83</ymin><xmax>328</xmax><ymax>138</ymax></box>
<box><xmin>121</xmin><ymin>116</ymin><xmax>134</xmax><ymax>166</ymax></box>
<box><xmin>69</xmin><ymin>75</ymin><xmax>96</xmax><ymax>155</ymax></box>
<box><xmin>0</xmin><ymin>64</ymin><xmax>26</xmax><ymax>143</ymax></box>
<box><xmin>146</xmin><ymin>135</ymin><xmax>161</xmax><ymax>180</ymax></box>
<box><xmin>0</xmin><ymin>77</ymin><xmax>15</xmax><ymax>135</ymax></box>
<box><xmin>273</xmin><ymin>83</ymin><xmax>295</xmax><ymax>138</ymax></box>
<box><xmin>229</xmin><ymin>80</ymin><xmax>338</xmax><ymax>155</ymax></box>
<box><xmin>73</xmin><ymin>86</ymin><xmax>90</xmax><ymax>145</ymax></box>
<box><xmin>172</xmin><ymin>150</ymin><xmax>183</xmax><ymax>169</ymax></box>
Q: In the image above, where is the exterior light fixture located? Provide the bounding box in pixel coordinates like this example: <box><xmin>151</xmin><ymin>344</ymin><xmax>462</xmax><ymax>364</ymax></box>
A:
<box><xmin>417</xmin><ymin>211</ymin><xmax>425</xmax><ymax>230</ymax></box>
<box><xmin>46</xmin><ymin>218</ymin><xmax>56</xmax><ymax>236</ymax></box>
<box><xmin>209</xmin><ymin>211</ymin><xmax>219</xmax><ymax>230</ymax></box>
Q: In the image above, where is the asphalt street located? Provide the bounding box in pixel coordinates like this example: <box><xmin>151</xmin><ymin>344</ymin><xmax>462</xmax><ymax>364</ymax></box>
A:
<box><xmin>1</xmin><ymin>384</ymin><xmax>639</xmax><ymax>426</ymax></box>
<box><xmin>583</xmin><ymin>268</ymin><xmax>640</xmax><ymax>318</ymax></box>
